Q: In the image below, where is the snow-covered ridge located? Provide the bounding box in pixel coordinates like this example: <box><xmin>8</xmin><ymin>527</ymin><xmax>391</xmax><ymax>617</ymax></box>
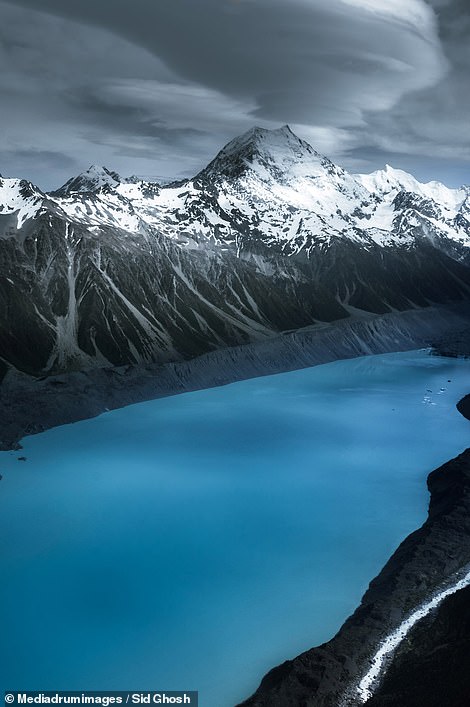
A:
<box><xmin>0</xmin><ymin>176</ymin><xmax>45</xmax><ymax>229</ymax></box>
<box><xmin>44</xmin><ymin>128</ymin><xmax>470</xmax><ymax>257</ymax></box>
<box><xmin>356</xmin><ymin>164</ymin><xmax>467</xmax><ymax>218</ymax></box>
<box><xmin>354</xmin><ymin>566</ymin><xmax>470</xmax><ymax>703</ymax></box>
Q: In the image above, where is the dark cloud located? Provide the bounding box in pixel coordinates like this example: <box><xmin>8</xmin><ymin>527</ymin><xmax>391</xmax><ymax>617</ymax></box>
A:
<box><xmin>4</xmin><ymin>0</ymin><xmax>445</xmax><ymax>123</ymax></box>
<box><xmin>1</xmin><ymin>0</ymin><xmax>469</xmax><ymax>187</ymax></box>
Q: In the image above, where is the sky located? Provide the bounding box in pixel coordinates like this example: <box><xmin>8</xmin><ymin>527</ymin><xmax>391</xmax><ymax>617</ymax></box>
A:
<box><xmin>1</xmin><ymin>0</ymin><xmax>469</xmax><ymax>189</ymax></box>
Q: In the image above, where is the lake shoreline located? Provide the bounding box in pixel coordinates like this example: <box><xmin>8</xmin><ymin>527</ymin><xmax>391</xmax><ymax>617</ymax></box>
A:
<box><xmin>1</xmin><ymin>303</ymin><xmax>470</xmax><ymax>453</ymax></box>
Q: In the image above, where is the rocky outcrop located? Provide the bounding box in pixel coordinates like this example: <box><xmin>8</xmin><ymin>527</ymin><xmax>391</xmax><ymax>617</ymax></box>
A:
<box><xmin>457</xmin><ymin>394</ymin><xmax>470</xmax><ymax>419</ymax></box>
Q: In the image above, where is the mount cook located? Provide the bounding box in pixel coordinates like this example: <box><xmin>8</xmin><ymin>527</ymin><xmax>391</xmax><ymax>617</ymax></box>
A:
<box><xmin>1</xmin><ymin>125</ymin><xmax>470</xmax><ymax>381</ymax></box>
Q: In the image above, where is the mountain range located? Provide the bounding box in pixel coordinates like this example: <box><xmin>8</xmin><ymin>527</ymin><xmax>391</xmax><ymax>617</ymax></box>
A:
<box><xmin>1</xmin><ymin>125</ymin><xmax>470</xmax><ymax>382</ymax></box>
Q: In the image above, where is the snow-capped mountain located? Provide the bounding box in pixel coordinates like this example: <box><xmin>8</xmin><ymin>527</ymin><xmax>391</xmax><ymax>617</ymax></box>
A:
<box><xmin>54</xmin><ymin>165</ymin><xmax>122</xmax><ymax>196</ymax></box>
<box><xmin>356</xmin><ymin>163</ymin><xmax>467</xmax><ymax>208</ymax></box>
<box><xmin>1</xmin><ymin>126</ymin><xmax>469</xmax><ymax>379</ymax></box>
<box><xmin>30</xmin><ymin>125</ymin><xmax>470</xmax><ymax>258</ymax></box>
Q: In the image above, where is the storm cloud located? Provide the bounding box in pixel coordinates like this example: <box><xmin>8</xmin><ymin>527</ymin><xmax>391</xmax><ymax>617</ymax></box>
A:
<box><xmin>1</xmin><ymin>0</ymin><xmax>468</xmax><ymax>188</ymax></box>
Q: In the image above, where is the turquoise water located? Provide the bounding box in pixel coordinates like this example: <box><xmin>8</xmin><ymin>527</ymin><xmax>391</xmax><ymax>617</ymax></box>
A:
<box><xmin>1</xmin><ymin>350</ymin><xmax>469</xmax><ymax>705</ymax></box>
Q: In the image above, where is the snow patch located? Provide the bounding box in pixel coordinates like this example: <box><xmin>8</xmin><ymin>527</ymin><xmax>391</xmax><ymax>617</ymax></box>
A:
<box><xmin>355</xmin><ymin>567</ymin><xmax>470</xmax><ymax>703</ymax></box>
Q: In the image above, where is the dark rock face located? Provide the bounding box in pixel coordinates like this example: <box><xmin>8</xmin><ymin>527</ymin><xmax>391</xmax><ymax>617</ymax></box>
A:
<box><xmin>239</xmin><ymin>446</ymin><xmax>470</xmax><ymax>707</ymax></box>
<box><xmin>457</xmin><ymin>395</ymin><xmax>470</xmax><ymax>420</ymax></box>
<box><xmin>365</xmin><ymin>585</ymin><xmax>470</xmax><ymax>707</ymax></box>
<box><xmin>2</xmin><ymin>203</ymin><xmax>469</xmax><ymax>380</ymax></box>
<box><xmin>0</xmin><ymin>212</ymin><xmax>352</xmax><ymax>375</ymax></box>
<box><xmin>2</xmin><ymin>207</ymin><xmax>469</xmax><ymax>379</ymax></box>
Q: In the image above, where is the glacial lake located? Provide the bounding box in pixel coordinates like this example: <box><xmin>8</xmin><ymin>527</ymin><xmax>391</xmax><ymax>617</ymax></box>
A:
<box><xmin>1</xmin><ymin>350</ymin><xmax>470</xmax><ymax>704</ymax></box>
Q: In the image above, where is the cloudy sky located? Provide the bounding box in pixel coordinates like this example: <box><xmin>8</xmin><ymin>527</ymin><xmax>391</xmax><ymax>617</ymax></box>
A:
<box><xmin>1</xmin><ymin>0</ymin><xmax>469</xmax><ymax>189</ymax></box>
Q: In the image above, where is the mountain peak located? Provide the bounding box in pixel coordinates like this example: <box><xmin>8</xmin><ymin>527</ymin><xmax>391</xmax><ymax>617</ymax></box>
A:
<box><xmin>196</xmin><ymin>125</ymin><xmax>332</xmax><ymax>182</ymax></box>
<box><xmin>53</xmin><ymin>165</ymin><xmax>122</xmax><ymax>197</ymax></box>
<box><xmin>85</xmin><ymin>164</ymin><xmax>120</xmax><ymax>179</ymax></box>
<box><xmin>236</xmin><ymin>124</ymin><xmax>297</xmax><ymax>144</ymax></box>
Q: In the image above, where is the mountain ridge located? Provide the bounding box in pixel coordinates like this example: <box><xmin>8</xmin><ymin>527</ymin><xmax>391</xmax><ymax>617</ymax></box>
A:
<box><xmin>3</xmin><ymin>125</ymin><xmax>470</xmax><ymax>256</ymax></box>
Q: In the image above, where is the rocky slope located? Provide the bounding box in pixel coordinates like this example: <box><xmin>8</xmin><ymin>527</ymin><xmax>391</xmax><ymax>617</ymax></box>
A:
<box><xmin>1</xmin><ymin>303</ymin><xmax>469</xmax><ymax>452</ymax></box>
<box><xmin>1</xmin><ymin>125</ymin><xmax>470</xmax><ymax>382</ymax></box>
<box><xmin>365</xmin><ymin>584</ymin><xmax>470</xmax><ymax>707</ymax></box>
